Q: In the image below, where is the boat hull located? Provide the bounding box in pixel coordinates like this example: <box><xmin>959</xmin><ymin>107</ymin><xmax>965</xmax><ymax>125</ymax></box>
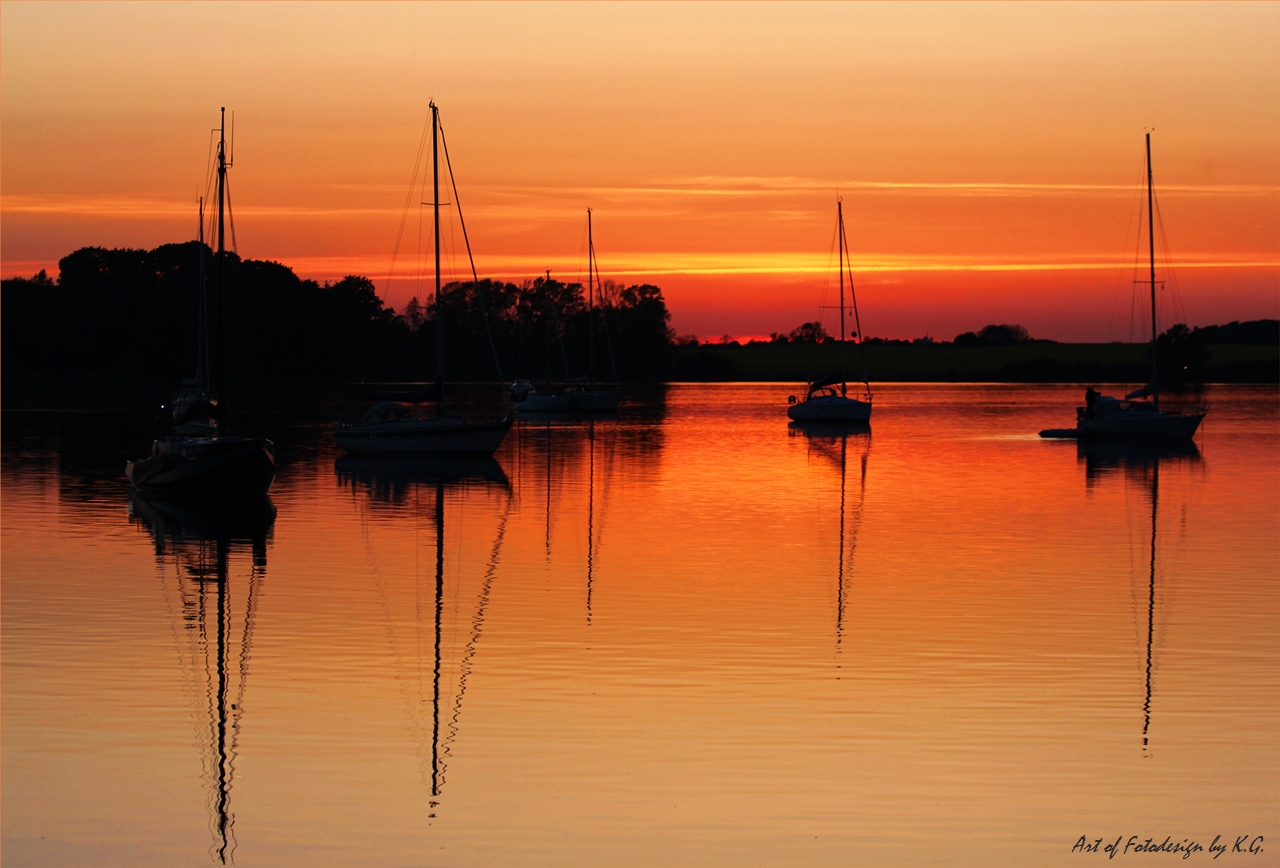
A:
<box><xmin>1076</xmin><ymin>412</ymin><xmax>1204</xmax><ymax>440</ymax></box>
<box><xmin>787</xmin><ymin>396</ymin><xmax>872</xmax><ymax>422</ymax></box>
<box><xmin>336</xmin><ymin>418</ymin><xmax>512</xmax><ymax>456</ymax></box>
<box><xmin>514</xmin><ymin>391</ymin><xmax>619</xmax><ymax>414</ymax></box>
<box><xmin>126</xmin><ymin>436</ymin><xmax>276</xmax><ymax>496</ymax></box>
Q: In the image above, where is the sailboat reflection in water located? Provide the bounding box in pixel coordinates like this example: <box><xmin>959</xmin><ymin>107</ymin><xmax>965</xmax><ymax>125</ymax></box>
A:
<box><xmin>128</xmin><ymin>493</ymin><xmax>275</xmax><ymax>863</ymax></box>
<box><xmin>1077</xmin><ymin>439</ymin><xmax>1202</xmax><ymax>752</ymax></box>
<box><xmin>335</xmin><ymin>456</ymin><xmax>512</xmax><ymax>803</ymax></box>
<box><xmin>789</xmin><ymin>421</ymin><xmax>871</xmax><ymax>649</ymax></box>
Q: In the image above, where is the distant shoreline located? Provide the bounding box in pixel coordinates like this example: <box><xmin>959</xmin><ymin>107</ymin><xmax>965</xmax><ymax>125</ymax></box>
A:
<box><xmin>671</xmin><ymin>341</ymin><xmax>1278</xmax><ymax>384</ymax></box>
<box><xmin>2</xmin><ymin>339</ymin><xmax>1275</xmax><ymax>416</ymax></box>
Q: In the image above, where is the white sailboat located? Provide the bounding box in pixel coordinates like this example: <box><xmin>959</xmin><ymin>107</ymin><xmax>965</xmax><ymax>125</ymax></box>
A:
<box><xmin>787</xmin><ymin>200</ymin><xmax>873</xmax><ymax>423</ymax></box>
<box><xmin>337</xmin><ymin>102</ymin><xmax>512</xmax><ymax>456</ymax></box>
<box><xmin>1041</xmin><ymin>134</ymin><xmax>1206</xmax><ymax>440</ymax></box>
<box><xmin>126</xmin><ymin>108</ymin><xmax>276</xmax><ymax>497</ymax></box>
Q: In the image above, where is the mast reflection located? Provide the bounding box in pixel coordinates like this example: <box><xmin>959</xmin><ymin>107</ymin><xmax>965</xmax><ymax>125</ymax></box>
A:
<box><xmin>789</xmin><ymin>421</ymin><xmax>871</xmax><ymax>647</ymax></box>
<box><xmin>513</xmin><ymin>416</ymin><xmax>617</xmax><ymax>624</ymax></box>
<box><xmin>335</xmin><ymin>454</ymin><xmax>512</xmax><ymax>805</ymax></box>
<box><xmin>587</xmin><ymin>419</ymin><xmax>597</xmax><ymax>623</ymax></box>
<box><xmin>334</xmin><ymin>455</ymin><xmax>509</xmax><ymax>503</ymax></box>
<box><xmin>1076</xmin><ymin>439</ymin><xmax>1202</xmax><ymax>752</ymax></box>
<box><xmin>128</xmin><ymin>493</ymin><xmax>275</xmax><ymax>864</ymax></box>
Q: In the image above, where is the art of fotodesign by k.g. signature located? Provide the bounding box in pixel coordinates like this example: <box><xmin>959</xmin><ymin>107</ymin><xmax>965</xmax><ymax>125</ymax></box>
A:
<box><xmin>1073</xmin><ymin>835</ymin><xmax>1265</xmax><ymax>859</ymax></box>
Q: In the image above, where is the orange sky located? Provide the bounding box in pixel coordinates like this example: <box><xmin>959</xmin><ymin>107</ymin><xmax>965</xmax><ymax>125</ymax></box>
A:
<box><xmin>2</xmin><ymin>2</ymin><xmax>1277</xmax><ymax>341</ymax></box>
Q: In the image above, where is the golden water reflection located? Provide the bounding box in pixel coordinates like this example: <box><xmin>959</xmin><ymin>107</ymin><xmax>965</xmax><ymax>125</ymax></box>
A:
<box><xmin>2</xmin><ymin>385</ymin><xmax>1276</xmax><ymax>867</ymax></box>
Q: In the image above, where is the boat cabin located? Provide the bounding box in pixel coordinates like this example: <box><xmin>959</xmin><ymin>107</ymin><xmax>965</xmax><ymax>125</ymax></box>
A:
<box><xmin>1079</xmin><ymin>395</ymin><xmax>1159</xmax><ymax>421</ymax></box>
<box><xmin>358</xmin><ymin>402</ymin><xmax>414</xmax><ymax>425</ymax></box>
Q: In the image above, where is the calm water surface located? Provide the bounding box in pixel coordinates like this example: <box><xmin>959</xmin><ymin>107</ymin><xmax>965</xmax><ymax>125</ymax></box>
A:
<box><xmin>3</xmin><ymin>384</ymin><xmax>1277</xmax><ymax>866</ymax></box>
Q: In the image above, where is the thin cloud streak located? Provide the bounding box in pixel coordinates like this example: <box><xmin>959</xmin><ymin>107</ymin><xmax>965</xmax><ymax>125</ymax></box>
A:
<box><xmin>284</xmin><ymin>252</ymin><xmax>1280</xmax><ymax>281</ymax></box>
<box><xmin>1</xmin><ymin>195</ymin><xmax>398</xmax><ymax>218</ymax></box>
<box><xmin>8</xmin><ymin>174</ymin><xmax>1275</xmax><ymax>220</ymax></box>
<box><xmin>496</xmin><ymin>177</ymin><xmax>1280</xmax><ymax>199</ymax></box>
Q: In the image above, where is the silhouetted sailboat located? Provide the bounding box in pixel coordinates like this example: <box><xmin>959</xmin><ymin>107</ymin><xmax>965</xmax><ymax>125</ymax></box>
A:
<box><xmin>515</xmin><ymin>209</ymin><xmax>620</xmax><ymax>414</ymax></box>
<box><xmin>1041</xmin><ymin>134</ymin><xmax>1206</xmax><ymax>440</ymax></box>
<box><xmin>128</xmin><ymin>492</ymin><xmax>275</xmax><ymax>863</ymax></box>
<box><xmin>788</xmin><ymin>200</ymin><xmax>873</xmax><ymax>423</ymax></box>
<box><xmin>337</xmin><ymin>102</ymin><xmax>511</xmax><ymax>456</ymax></box>
<box><xmin>126</xmin><ymin>109</ymin><xmax>276</xmax><ymax>495</ymax></box>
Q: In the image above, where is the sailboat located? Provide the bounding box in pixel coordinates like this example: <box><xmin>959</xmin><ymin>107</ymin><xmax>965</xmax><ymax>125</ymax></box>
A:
<box><xmin>126</xmin><ymin>108</ymin><xmax>276</xmax><ymax>496</ymax></box>
<box><xmin>1040</xmin><ymin>134</ymin><xmax>1206</xmax><ymax>440</ymax></box>
<box><xmin>787</xmin><ymin>200</ymin><xmax>873</xmax><ymax>423</ymax></box>
<box><xmin>336</xmin><ymin>102</ymin><xmax>512</xmax><ymax>456</ymax></box>
<box><xmin>128</xmin><ymin>491</ymin><xmax>275</xmax><ymax>863</ymax></box>
<box><xmin>515</xmin><ymin>209</ymin><xmax>620</xmax><ymax>414</ymax></box>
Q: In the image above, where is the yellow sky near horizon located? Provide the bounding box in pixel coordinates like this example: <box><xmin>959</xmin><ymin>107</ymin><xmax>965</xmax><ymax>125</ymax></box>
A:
<box><xmin>2</xmin><ymin>1</ymin><xmax>1277</xmax><ymax>340</ymax></box>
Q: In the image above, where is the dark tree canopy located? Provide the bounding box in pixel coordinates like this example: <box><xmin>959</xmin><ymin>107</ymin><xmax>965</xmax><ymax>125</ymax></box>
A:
<box><xmin>1</xmin><ymin>244</ymin><xmax>677</xmax><ymax>391</ymax></box>
<box><xmin>1147</xmin><ymin>323</ymin><xmax>1210</xmax><ymax>387</ymax></box>
<box><xmin>787</xmin><ymin>321</ymin><xmax>829</xmax><ymax>344</ymax></box>
<box><xmin>1190</xmin><ymin>320</ymin><xmax>1279</xmax><ymax>346</ymax></box>
<box><xmin>953</xmin><ymin>323</ymin><xmax>1033</xmax><ymax>346</ymax></box>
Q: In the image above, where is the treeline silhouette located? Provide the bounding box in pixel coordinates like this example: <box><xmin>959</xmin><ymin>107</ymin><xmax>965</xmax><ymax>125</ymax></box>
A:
<box><xmin>2</xmin><ymin>243</ymin><xmax>676</xmax><ymax>390</ymax></box>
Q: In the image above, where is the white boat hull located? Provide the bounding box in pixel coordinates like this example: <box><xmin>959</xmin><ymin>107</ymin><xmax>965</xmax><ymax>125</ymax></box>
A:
<box><xmin>787</xmin><ymin>395</ymin><xmax>872</xmax><ymax>422</ymax></box>
<box><xmin>336</xmin><ymin>418</ymin><xmax>511</xmax><ymax>456</ymax></box>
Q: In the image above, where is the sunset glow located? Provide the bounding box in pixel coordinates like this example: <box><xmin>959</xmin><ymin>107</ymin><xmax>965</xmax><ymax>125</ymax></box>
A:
<box><xmin>3</xmin><ymin>2</ymin><xmax>1277</xmax><ymax>340</ymax></box>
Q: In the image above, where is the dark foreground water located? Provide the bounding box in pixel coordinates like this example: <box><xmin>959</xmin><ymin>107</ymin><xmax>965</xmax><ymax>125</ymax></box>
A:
<box><xmin>3</xmin><ymin>384</ymin><xmax>1277</xmax><ymax>867</ymax></box>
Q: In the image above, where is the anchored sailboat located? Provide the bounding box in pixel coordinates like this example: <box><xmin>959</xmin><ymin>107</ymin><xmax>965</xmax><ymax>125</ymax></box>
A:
<box><xmin>337</xmin><ymin>102</ymin><xmax>512</xmax><ymax>456</ymax></box>
<box><xmin>1041</xmin><ymin>134</ymin><xmax>1206</xmax><ymax>440</ymax></box>
<box><xmin>514</xmin><ymin>209</ymin><xmax>620</xmax><ymax>414</ymax></box>
<box><xmin>126</xmin><ymin>109</ymin><xmax>276</xmax><ymax>496</ymax></box>
<box><xmin>788</xmin><ymin>200</ymin><xmax>873</xmax><ymax>423</ymax></box>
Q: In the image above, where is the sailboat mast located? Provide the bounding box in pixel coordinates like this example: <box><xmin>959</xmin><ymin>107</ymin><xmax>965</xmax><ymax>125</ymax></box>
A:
<box><xmin>843</xmin><ymin>201</ymin><xmax>872</xmax><ymax>401</ymax></box>
<box><xmin>433</xmin><ymin>103</ymin><xmax>444</xmax><ymax>415</ymax></box>
<box><xmin>838</xmin><ymin>201</ymin><xmax>847</xmax><ymax>396</ymax></box>
<box><xmin>588</xmin><ymin>208</ymin><xmax>596</xmax><ymax>389</ymax></box>
<box><xmin>198</xmin><ymin>197</ymin><xmax>209</xmax><ymax>395</ymax></box>
<box><xmin>216</xmin><ymin>108</ymin><xmax>227</xmax><ymax>409</ymax></box>
<box><xmin>1146</xmin><ymin>133</ymin><xmax>1159</xmax><ymax>412</ymax></box>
